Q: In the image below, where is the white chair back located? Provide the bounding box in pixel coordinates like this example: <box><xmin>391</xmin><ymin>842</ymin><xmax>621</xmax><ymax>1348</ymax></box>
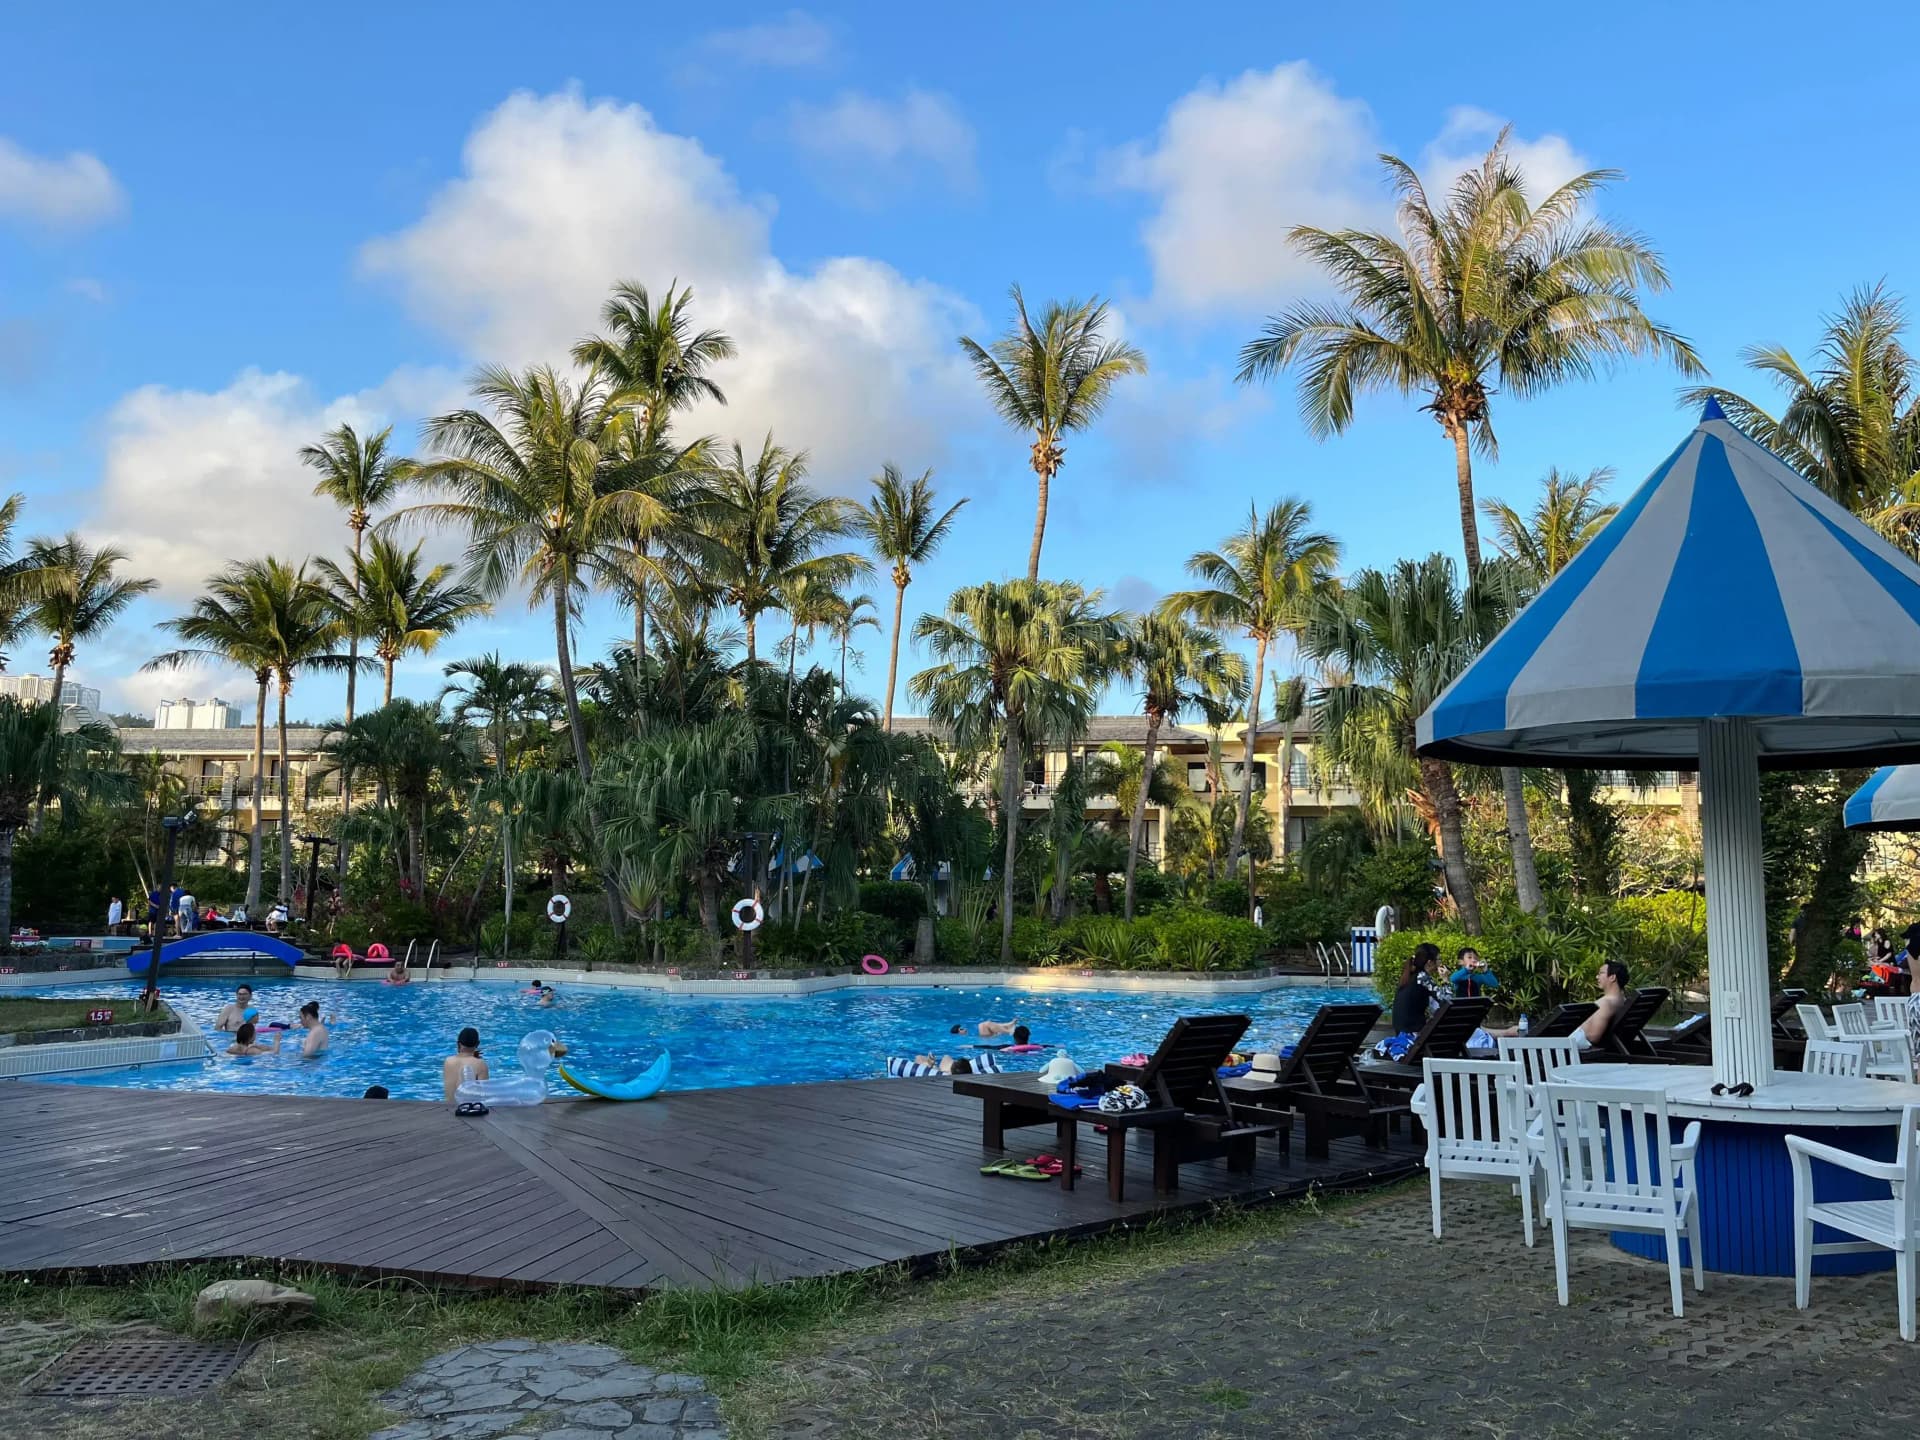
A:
<box><xmin>1835</xmin><ymin>1003</ymin><xmax>1873</xmax><ymax>1038</ymax></box>
<box><xmin>1496</xmin><ymin>1036</ymin><xmax>1582</xmax><ymax>1109</ymax></box>
<box><xmin>1420</xmin><ymin>1058</ymin><xmax>1525</xmax><ymax>1165</ymax></box>
<box><xmin>1802</xmin><ymin>1037</ymin><xmax>1866</xmax><ymax>1078</ymax></box>
<box><xmin>1541</xmin><ymin>1083</ymin><xmax>1684</xmax><ymax>1214</ymax></box>
<box><xmin>1797</xmin><ymin>1003</ymin><xmax>1836</xmax><ymax>1040</ymax></box>
<box><xmin>1874</xmin><ymin>997</ymin><xmax>1909</xmax><ymax>1031</ymax></box>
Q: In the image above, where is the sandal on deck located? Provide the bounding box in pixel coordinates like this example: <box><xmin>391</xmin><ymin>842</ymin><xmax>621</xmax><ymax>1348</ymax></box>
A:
<box><xmin>981</xmin><ymin>1160</ymin><xmax>1053</xmax><ymax>1181</ymax></box>
<box><xmin>1026</xmin><ymin>1155</ymin><xmax>1082</xmax><ymax>1178</ymax></box>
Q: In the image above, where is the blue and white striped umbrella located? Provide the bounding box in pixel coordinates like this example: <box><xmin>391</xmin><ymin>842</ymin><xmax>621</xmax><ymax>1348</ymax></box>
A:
<box><xmin>1845</xmin><ymin>766</ymin><xmax>1920</xmax><ymax>831</ymax></box>
<box><xmin>1419</xmin><ymin>399</ymin><xmax>1920</xmax><ymax>767</ymax></box>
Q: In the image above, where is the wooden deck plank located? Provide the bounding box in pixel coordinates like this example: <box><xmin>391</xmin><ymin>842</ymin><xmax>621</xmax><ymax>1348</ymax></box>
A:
<box><xmin>0</xmin><ymin>1077</ymin><xmax>1419</xmax><ymax>1290</ymax></box>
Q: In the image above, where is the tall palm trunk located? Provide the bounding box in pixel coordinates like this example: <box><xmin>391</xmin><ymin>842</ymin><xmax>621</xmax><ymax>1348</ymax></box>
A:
<box><xmin>552</xmin><ymin>589</ymin><xmax>624</xmax><ymax>939</ymax></box>
<box><xmin>744</xmin><ymin>613</ymin><xmax>757</xmax><ymax>667</ymax></box>
<box><xmin>382</xmin><ymin>656</ymin><xmax>395</xmax><ymax>706</ymax></box>
<box><xmin>0</xmin><ymin>827</ymin><xmax>15</xmax><ymax>941</ymax></box>
<box><xmin>1025</xmin><ymin>453</ymin><xmax>1052</xmax><ymax>582</ymax></box>
<box><xmin>998</xmin><ymin>721</ymin><xmax>1022</xmax><ymax>964</ymax></box>
<box><xmin>883</xmin><ymin>579</ymin><xmax>906</xmax><ymax>730</ymax></box>
<box><xmin>340</xmin><ymin>522</ymin><xmax>362</xmax><ymax>882</ymax></box>
<box><xmin>1449</xmin><ymin>423</ymin><xmax>1483</xmax><ymax>570</ymax></box>
<box><xmin>246</xmin><ymin>673</ymin><xmax>267</xmax><ymax>910</ymax></box>
<box><xmin>633</xmin><ymin>536</ymin><xmax>650</xmax><ymax>659</ymax></box>
<box><xmin>1123</xmin><ymin>712</ymin><xmax>1162</xmax><ymax>920</ymax></box>
<box><xmin>1229</xmin><ymin>634</ymin><xmax>1267</xmax><ymax>887</ymax></box>
<box><xmin>276</xmin><ymin>679</ymin><xmax>292</xmax><ymax>902</ymax></box>
<box><xmin>1502</xmin><ymin>767</ymin><xmax>1545</xmax><ymax>914</ymax></box>
<box><xmin>1418</xmin><ymin>754</ymin><xmax>1482</xmax><ymax>934</ymax></box>
<box><xmin>1277</xmin><ymin>730</ymin><xmax>1296</xmax><ymax>863</ymax></box>
<box><xmin>30</xmin><ymin>658</ymin><xmax>68</xmax><ymax>835</ymax></box>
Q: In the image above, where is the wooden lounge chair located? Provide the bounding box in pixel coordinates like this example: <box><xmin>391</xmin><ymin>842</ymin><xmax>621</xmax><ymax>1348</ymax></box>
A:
<box><xmin>1650</xmin><ymin>991</ymin><xmax>1811</xmax><ymax>1067</ymax></box>
<box><xmin>1225</xmin><ymin>1003</ymin><xmax>1409</xmax><ymax>1159</ymax></box>
<box><xmin>1357</xmin><ymin>997</ymin><xmax>1495</xmax><ymax>1092</ymax></box>
<box><xmin>1053</xmin><ymin>1013</ymin><xmax>1282</xmax><ymax>1202</ymax></box>
<box><xmin>1534</xmin><ymin>1002</ymin><xmax>1598</xmax><ymax>1038</ymax></box>
<box><xmin>1598</xmin><ymin>986</ymin><xmax>1671</xmax><ymax>1061</ymax></box>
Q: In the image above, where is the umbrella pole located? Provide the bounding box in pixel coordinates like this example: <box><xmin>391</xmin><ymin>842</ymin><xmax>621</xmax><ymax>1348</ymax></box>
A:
<box><xmin>1699</xmin><ymin>717</ymin><xmax>1776</xmax><ymax>1087</ymax></box>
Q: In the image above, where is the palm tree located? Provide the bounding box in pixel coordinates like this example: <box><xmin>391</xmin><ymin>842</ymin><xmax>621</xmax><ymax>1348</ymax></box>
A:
<box><xmin>445</xmin><ymin>653</ymin><xmax>553</xmax><ymax>932</ymax></box>
<box><xmin>322</xmin><ymin>700</ymin><xmax>464</xmax><ymax>897</ymax></box>
<box><xmin>959</xmin><ymin>287</ymin><xmax>1147</xmax><ymax>579</ymax></box>
<box><xmin>24</xmin><ymin>535</ymin><xmax>154</xmax><ymax>832</ymax></box>
<box><xmin>912</xmin><ymin>579</ymin><xmax>1119</xmax><ymax>963</ymax></box>
<box><xmin>301</xmin><ymin>424</ymin><xmax>417</xmax><ymax>727</ymax></box>
<box><xmin>1301</xmin><ymin>555</ymin><xmax>1498</xmax><ymax>933</ymax></box>
<box><xmin>1481</xmin><ymin>467</ymin><xmax>1619</xmax><ymax>586</ymax></box>
<box><xmin>776</xmin><ymin>572</ymin><xmax>847</xmax><ymax>703</ymax></box>
<box><xmin>825</xmin><ymin>592</ymin><xmax>880</xmax><ymax>697</ymax></box>
<box><xmin>1238</xmin><ymin>130</ymin><xmax>1701</xmax><ymax>571</ymax></box>
<box><xmin>1160</xmin><ymin>499</ymin><xmax>1339</xmax><ymax>899</ymax></box>
<box><xmin>1116</xmin><ymin>614</ymin><xmax>1246</xmax><ymax>918</ymax></box>
<box><xmin>0</xmin><ymin>494</ymin><xmax>48</xmax><ymax>672</ymax></box>
<box><xmin>146</xmin><ymin>564</ymin><xmax>282</xmax><ymax>909</ymax></box>
<box><xmin>573</xmin><ymin>282</ymin><xmax>734</xmax><ymax>657</ymax></box>
<box><xmin>857</xmin><ymin>465</ymin><xmax>967</xmax><ymax>727</ymax></box>
<box><xmin>0</xmin><ymin>698</ymin><xmax>116</xmax><ymax>940</ymax></box>
<box><xmin>317</xmin><ymin>535</ymin><xmax>487</xmax><ymax>704</ymax></box>
<box><xmin>692</xmin><ymin>437</ymin><xmax>866</xmax><ymax>665</ymax></box>
<box><xmin>25</xmin><ymin>534</ymin><xmax>155</xmax><ymax>715</ymax></box>
<box><xmin>1681</xmin><ymin>284</ymin><xmax>1920</xmax><ymax>540</ymax></box>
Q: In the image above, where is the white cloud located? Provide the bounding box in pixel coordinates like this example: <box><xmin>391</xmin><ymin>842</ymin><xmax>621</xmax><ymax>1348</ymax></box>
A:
<box><xmin>0</xmin><ymin>136</ymin><xmax>125</xmax><ymax>229</ymax></box>
<box><xmin>1099</xmin><ymin>367</ymin><xmax>1271</xmax><ymax>490</ymax></box>
<box><xmin>360</xmin><ymin>89</ymin><xmax>979</xmax><ymax>488</ymax></box>
<box><xmin>65</xmin><ymin>277</ymin><xmax>109</xmax><ymax>304</ymax></box>
<box><xmin>86</xmin><ymin>366</ymin><xmax>463</xmax><ymax>603</ymax></box>
<box><xmin>1419</xmin><ymin>106</ymin><xmax>1589</xmax><ymax>205</ymax></box>
<box><xmin>790</xmin><ymin>89</ymin><xmax>978</xmax><ymax>203</ymax></box>
<box><xmin>1102</xmin><ymin>62</ymin><xmax>1384</xmax><ymax>315</ymax></box>
<box><xmin>700</xmin><ymin>10</ymin><xmax>833</xmax><ymax>67</ymax></box>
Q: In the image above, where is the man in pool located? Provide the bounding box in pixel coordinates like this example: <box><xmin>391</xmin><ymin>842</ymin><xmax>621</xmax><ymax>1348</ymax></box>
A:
<box><xmin>294</xmin><ymin>1000</ymin><xmax>330</xmax><ymax>1057</ymax></box>
<box><xmin>442</xmin><ymin>1027</ymin><xmax>489</xmax><ymax>1102</ymax></box>
<box><xmin>213</xmin><ymin>985</ymin><xmax>255</xmax><ymax>1032</ymax></box>
<box><xmin>538</xmin><ymin>984</ymin><xmax>557</xmax><ymax>1008</ymax></box>
<box><xmin>952</xmin><ymin>1019</ymin><xmax>1023</xmax><ymax>1038</ymax></box>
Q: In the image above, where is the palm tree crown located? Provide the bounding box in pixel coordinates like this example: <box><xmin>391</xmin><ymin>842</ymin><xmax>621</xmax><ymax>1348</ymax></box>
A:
<box><xmin>25</xmin><ymin>534</ymin><xmax>156</xmax><ymax>706</ymax></box>
<box><xmin>959</xmin><ymin>286</ymin><xmax>1146</xmax><ymax>579</ymax></box>
<box><xmin>1237</xmin><ymin>131</ymin><xmax>1701</xmax><ymax>570</ymax></box>
<box><xmin>572</xmin><ymin>281</ymin><xmax>735</xmax><ymax>445</ymax></box>
<box><xmin>1481</xmin><ymin>467</ymin><xmax>1618</xmax><ymax>591</ymax></box>
<box><xmin>318</xmin><ymin>535</ymin><xmax>487</xmax><ymax>704</ymax></box>
<box><xmin>859</xmin><ymin>464</ymin><xmax>967</xmax><ymax>728</ymax></box>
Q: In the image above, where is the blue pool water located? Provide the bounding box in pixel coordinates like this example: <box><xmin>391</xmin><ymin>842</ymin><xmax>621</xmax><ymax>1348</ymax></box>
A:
<box><xmin>37</xmin><ymin>978</ymin><xmax>1357</xmax><ymax>1102</ymax></box>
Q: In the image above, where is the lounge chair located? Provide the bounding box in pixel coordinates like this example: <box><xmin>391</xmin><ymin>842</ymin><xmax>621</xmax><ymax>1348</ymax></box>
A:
<box><xmin>1226</xmin><ymin>1003</ymin><xmax>1409</xmax><ymax>1159</ymax></box>
<box><xmin>1054</xmin><ymin>1013</ymin><xmax>1282</xmax><ymax>1201</ymax></box>
<box><xmin>1651</xmin><ymin>991</ymin><xmax>1810</xmax><ymax>1067</ymax></box>
<box><xmin>1534</xmin><ymin>1002</ymin><xmax>1598</xmax><ymax>1038</ymax></box>
<box><xmin>1597</xmin><ymin>987</ymin><xmax>1671</xmax><ymax>1061</ymax></box>
<box><xmin>1356</xmin><ymin>997</ymin><xmax>1495</xmax><ymax>1091</ymax></box>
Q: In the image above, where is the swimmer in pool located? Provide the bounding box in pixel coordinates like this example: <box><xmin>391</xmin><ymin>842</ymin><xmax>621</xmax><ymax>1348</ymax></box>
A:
<box><xmin>442</xmin><ymin>1026</ymin><xmax>489</xmax><ymax>1102</ymax></box>
<box><xmin>226</xmin><ymin>1021</ymin><xmax>280</xmax><ymax>1057</ymax></box>
<box><xmin>213</xmin><ymin>984</ymin><xmax>255</xmax><ymax>1033</ymax></box>
<box><xmin>294</xmin><ymin>1000</ymin><xmax>330</xmax><ymax>1057</ymax></box>
<box><xmin>951</xmin><ymin>1019</ymin><xmax>1022</xmax><ymax>1039</ymax></box>
<box><xmin>538</xmin><ymin>984</ymin><xmax>557</xmax><ymax>1008</ymax></box>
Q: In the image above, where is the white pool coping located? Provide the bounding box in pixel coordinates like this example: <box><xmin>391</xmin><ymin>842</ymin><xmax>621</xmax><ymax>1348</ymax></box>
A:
<box><xmin>0</xmin><ymin>1009</ymin><xmax>213</xmax><ymax>1080</ymax></box>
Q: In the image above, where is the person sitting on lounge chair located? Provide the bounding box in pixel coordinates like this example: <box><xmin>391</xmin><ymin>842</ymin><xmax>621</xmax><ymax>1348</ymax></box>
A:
<box><xmin>1391</xmin><ymin>944</ymin><xmax>1447</xmax><ymax>1035</ymax></box>
<box><xmin>1492</xmin><ymin>960</ymin><xmax>1633</xmax><ymax>1049</ymax></box>
<box><xmin>887</xmin><ymin>1052</ymin><xmax>1000</xmax><ymax>1077</ymax></box>
<box><xmin>1448</xmin><ymin>946</ymin><xmax>1500</xmax><ymax>998</ymax></box>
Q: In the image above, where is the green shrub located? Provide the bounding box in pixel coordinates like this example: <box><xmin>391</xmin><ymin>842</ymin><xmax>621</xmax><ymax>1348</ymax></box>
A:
<box><xmin>1204</xmin><ymin>880</ymin><xmax>1249</xmax><ymax>917</ymax></box>
<box><xmin>1066</xmin><ymin>917</ymin><xmax>1149</xmax><ymax>967</ymax></box>
<box><xmin>856</xmin><ymin>881</ymin><xmax>926</xmax><ymax>928</ymax></box>
<box><xmin>934</xmin><ymin>916</ymin><xmax>986</xmax><ymax>965</ymax></box>
<box><xmin>1009</xmin><ymin>914</ymin><xmax>1060</xmax><ymax>966</ymax></box>
<box><xmin>171</xmin><ymin>864</ymin><xmax>248</xmax><ymax>907</ymax></box>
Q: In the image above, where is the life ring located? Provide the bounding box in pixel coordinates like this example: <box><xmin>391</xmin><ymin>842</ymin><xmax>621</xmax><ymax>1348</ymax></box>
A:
<box><xmin>861</xmin><ymin>953</ymin><xmax>889</xmax><ymax>975</ymax></box>
<box><xmin>547</xmin><ymin>894</ymin><xmax>572</xmax><ymax>923</ymax></box>
<box><xmin>730</xmin><ymin>897</ymin><xmax>764</xmax><ymax>932</ymax></box>
<box><xmin>367</xmin><ymin>943</ymin><xmax>389</xmax><ymax>960</ymax></box>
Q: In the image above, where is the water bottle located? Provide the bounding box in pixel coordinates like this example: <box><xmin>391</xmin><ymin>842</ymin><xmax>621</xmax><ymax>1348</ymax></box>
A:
<box><xmin>1518</xmin><ymin>1014</ymin><xmax>1530</xmax><ymax>1036</ymax></box>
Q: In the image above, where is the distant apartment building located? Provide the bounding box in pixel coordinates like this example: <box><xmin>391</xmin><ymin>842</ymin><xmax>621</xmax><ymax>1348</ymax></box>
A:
<box><xmin>153</xmin><ymin>697</ymin><xmax>243</xmax><ymax>730</ymax></box>
<box><xmin>119</xmin><ymin>726</ymin><xmax>332</xmax><ymax>832</ymax></box>
<box><xmin>0</xmin><ymin>673</ymin><xmax>102</xmax><ymax>718</ymax></box>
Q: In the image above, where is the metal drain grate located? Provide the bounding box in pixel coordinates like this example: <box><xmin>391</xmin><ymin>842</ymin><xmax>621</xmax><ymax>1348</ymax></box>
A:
<box><xmin>22</xmin><ymin>1337</ymin><xmax>255</xmax><ymax>1398</ymax></box>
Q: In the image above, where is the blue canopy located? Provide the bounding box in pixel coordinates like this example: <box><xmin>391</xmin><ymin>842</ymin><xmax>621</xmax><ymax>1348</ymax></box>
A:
<box><xmin>1845</xmin><ymin>766</ymin><xmax>1920</xmax><ymax>831</ymax></box>
<box><xmin>1419</xmin><ymin>400</ymin><xmax>1920</xmax><ymax>769</ymax></box>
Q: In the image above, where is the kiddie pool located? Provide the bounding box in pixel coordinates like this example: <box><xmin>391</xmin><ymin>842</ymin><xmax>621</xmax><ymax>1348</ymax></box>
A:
<box><xmin>35</xmin><ymin>978</ymin><xmax>1356</xmax><ymax>1102</ymax></box>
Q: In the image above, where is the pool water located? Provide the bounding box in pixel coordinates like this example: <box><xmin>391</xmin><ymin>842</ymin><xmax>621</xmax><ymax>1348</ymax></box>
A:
<box><xmin>38</xmin><ymin>978</ymin><xmax>1358</xmax><ymax>1102</ymax></box>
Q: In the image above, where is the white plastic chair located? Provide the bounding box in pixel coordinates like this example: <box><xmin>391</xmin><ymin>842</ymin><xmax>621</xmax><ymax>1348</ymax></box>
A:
<box><xmin>1802</xmin><ymin>1037</ymin><xmax>1866</xmax><ymax>1078</ymax></box>
<box><xmin>1797</xmin><ymin>1003</ymin><xmax>1837</xmax><ymax>1040</ymax></box>
<box><xmin>1835</xmin><ymin>1004</ymin><xmax>1913</xmax><ymax>1081</ymax></box>
<box><xmin>1538</xmin><ymin>1082</ymin><xmax>1704</xmax><ymax>1317</ymax></box>
<box><xmin>1412</xmin><ymin>1058</ymin><xmax>1533</xmax><ymax>1245</ymax></box>
<box><xmin>1873</xmin><ymin>997</ymin><xmax>1910</xmax><ymax>1032</ymax></box>
<box><xmin>1498</xmin><ymin>1037</ymin><xmax>1585</xmax><ymax>1213</ymax></box>
<box><xmin>1788</xmin><ymin>1104</ymin><xmax>1920</xmax><ymax>1340</ymax></box>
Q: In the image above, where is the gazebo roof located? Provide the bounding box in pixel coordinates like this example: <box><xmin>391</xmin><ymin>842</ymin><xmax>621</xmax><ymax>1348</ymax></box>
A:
<box><xmin>1845</xmin><ymin>766</ymin><xmax>1920</xmax><ymax>832</ymax></box>
<box><xmin>1419</xmin><ymin>401</ymin><xmax>1920</xmax><ymax>770</ymax></box>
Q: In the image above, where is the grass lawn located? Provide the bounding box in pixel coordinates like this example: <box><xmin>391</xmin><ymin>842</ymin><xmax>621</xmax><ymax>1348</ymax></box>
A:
<box><xmin>0</xmin><ymin>1184</ymin><xmax>1394</xmax><ymax>1440</ymax></box>
<box><xmin>0</xmin><ymin>997</ymin><xmax>161</xmax><ymax>1038</ymax></box>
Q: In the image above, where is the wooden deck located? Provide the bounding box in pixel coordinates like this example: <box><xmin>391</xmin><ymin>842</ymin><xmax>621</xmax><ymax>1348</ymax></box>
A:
<box><xmin>0</xmin><ymin>1078</ymin><xmax>1420</xmax><ymax>1292</ymax></box>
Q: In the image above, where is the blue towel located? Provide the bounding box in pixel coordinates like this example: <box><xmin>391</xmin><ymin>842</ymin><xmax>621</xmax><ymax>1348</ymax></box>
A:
<box><xmin>1217</xmin><ymin>1062</ymin><xmax>1252</xmax><ymax>1077</ymax></box>
<box><xmin>1373</xmin><ymin>1031</ymin><xmax>1418</xmax><ymax>1062</ymax></box>
<box><xmin>1051</xmin><ymin>1092</ymin><xmax>1102</xmax><ymax>1109</ymax></box>
<box><xmin>1280</xmin><ymin>1043</ymin><xmax>1296</xmax><ymax>1058</ymax></box>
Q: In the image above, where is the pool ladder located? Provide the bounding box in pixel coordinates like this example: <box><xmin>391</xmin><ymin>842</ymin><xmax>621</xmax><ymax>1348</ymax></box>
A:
<box><xmin>401</xmin><ymin>939</ymin><xmax>441</xmax><ymax>978</ymax></box>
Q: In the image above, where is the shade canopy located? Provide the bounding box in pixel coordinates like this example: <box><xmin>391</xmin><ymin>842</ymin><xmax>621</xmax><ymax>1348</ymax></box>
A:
<box><xmin>1845</xmin><ymin>766</ymin><xmax>1920</xmax><ymax>831</ymax></box>
<box><xmin>1419</xmin><ymin>400</ymin><xmax>1920</xmax><ymax>770</ymax></box>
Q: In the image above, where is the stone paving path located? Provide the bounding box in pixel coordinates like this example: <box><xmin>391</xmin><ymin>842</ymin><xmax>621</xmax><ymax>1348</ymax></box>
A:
<box><xmin>374</xmin><ymin>1340</ymin><xmax>727</xmax><ymax>1440</ymax></box>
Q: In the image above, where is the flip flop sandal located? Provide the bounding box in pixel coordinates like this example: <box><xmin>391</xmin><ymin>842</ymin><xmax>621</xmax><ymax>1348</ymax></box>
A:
<box><xmin>979</xmin><ymin>1158</ymin><xmax>1021</xmax><ymax>1176</ymax></box>
<box><xmin>1025</xmin><ymin>1156</ymin><xmax>1083</xmax><ymax>1178</ymax></box>
<box><xmin>999</xmin><ymin>1163</ymin><xmax>1053</xmax><ymax>1181</ymax></box>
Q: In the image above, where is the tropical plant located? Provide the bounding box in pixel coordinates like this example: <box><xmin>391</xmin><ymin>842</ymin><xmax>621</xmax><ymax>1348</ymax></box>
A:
<box><xmin>912</xmin><ymin>579</ymin><xmax>1119</xmax><ymax>962</ymax></box>
<box><xmin>300</xmin><ymin>423</ymin><xmax>417</xmax><ymax>726</ymax></box>
<box><xmin>825</xmin><ymin>592</ymin><xmax>880</xmax><ymax>698</ymax></box>
<box><xmin>958</xmin><ymin>286</ymin><xmax>1147</xmax><ymax>579</ymax></box>
<box><xmin>857</xmin><ymin>464</ymin><xmax>967</xmax><ymax>727</ymax></box>
<box><xmin>1160</xmin><ymin>498</ymin><xmax>1339</xmax><ymax>896</ymax></box>
<box><xmin>322</xmin><ymin>700</ymin><xmax>468</xmax><ymax>898</ymax></box>
<box><xmin>690</xmin><ymin>438</ymin><xmax>866</xmax><ymax>665</ymax></box>
<box><xmin>316</xmin><ymin>535</ymin><xmax>487</xmax><ymax>704</ymax></box>
<box><xmin>0</xmin><ymin>698</ymin><xmax>117</xmax><ymax>942</ymax></box>
<box><xmin>0</xmin><ymin>495</ymin><xmax>49</xmax><ymax>672</ymax></box>
<box><xmin>146</xmin><ymin>563</ymin><xmax>284</xmax><ymax>908</ymax></box>
<box><xmin>1115</xmin><ymin>613</ymin><xmax>1246</xmax><ymax>918</ymax></box>
<box><xmin>1480</xmin><ymin>467</ymin><xmax>1619</xmax><ymax>588</ymax></box>
<box><xmin>443</xmin><ymin>653</ymin><xmax>553</xmax><ymax>930</ymax></box>
<box><xmin>1301</xmin><ymin>554</ymin><xmax>1499</xmax><ymax>933</ymax></box>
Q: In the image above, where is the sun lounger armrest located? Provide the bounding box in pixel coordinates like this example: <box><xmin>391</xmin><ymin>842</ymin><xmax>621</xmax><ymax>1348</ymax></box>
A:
<box><xmin>1671</xmin><ymin>1121</ymin><xmax>1702</xmax><ymax>1166</ymax></box>
<box><xmin>1784</xmin><ymin>1132</ymin><xmax>1904</xmax><ymax>1182</ymax></box>
<box><xmin>1409</xmin><ymin>1082</ymin><xmax>1428</xmax><ymax>1121</ymax></box>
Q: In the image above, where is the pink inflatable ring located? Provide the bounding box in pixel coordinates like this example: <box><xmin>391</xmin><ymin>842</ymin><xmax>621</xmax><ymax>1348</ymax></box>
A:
<box><xmin>861</xmin><ymin>954</ymin><xmax>890</xmax><ymax>976</ymax></box>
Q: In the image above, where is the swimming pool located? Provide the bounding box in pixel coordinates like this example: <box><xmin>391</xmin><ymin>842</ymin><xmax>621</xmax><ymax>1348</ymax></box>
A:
<box><xmin>37</xmin><ymin>978</ymin><xmax>1358</xmax><ymax>1101</ymax></box>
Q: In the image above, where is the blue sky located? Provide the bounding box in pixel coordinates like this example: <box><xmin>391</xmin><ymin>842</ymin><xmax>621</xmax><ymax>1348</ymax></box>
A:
<box><xmin>3</xmin><ymin>2</ymin><xmax>1918</xmax><ymax>721</ymax></box>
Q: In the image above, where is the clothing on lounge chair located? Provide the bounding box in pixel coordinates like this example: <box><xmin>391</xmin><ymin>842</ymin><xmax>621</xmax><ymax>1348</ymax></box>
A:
<box><xmin>1373</xmin><ymin>1030</ymin><xmax>1419</xmax><ymax>1061</ymax></box>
